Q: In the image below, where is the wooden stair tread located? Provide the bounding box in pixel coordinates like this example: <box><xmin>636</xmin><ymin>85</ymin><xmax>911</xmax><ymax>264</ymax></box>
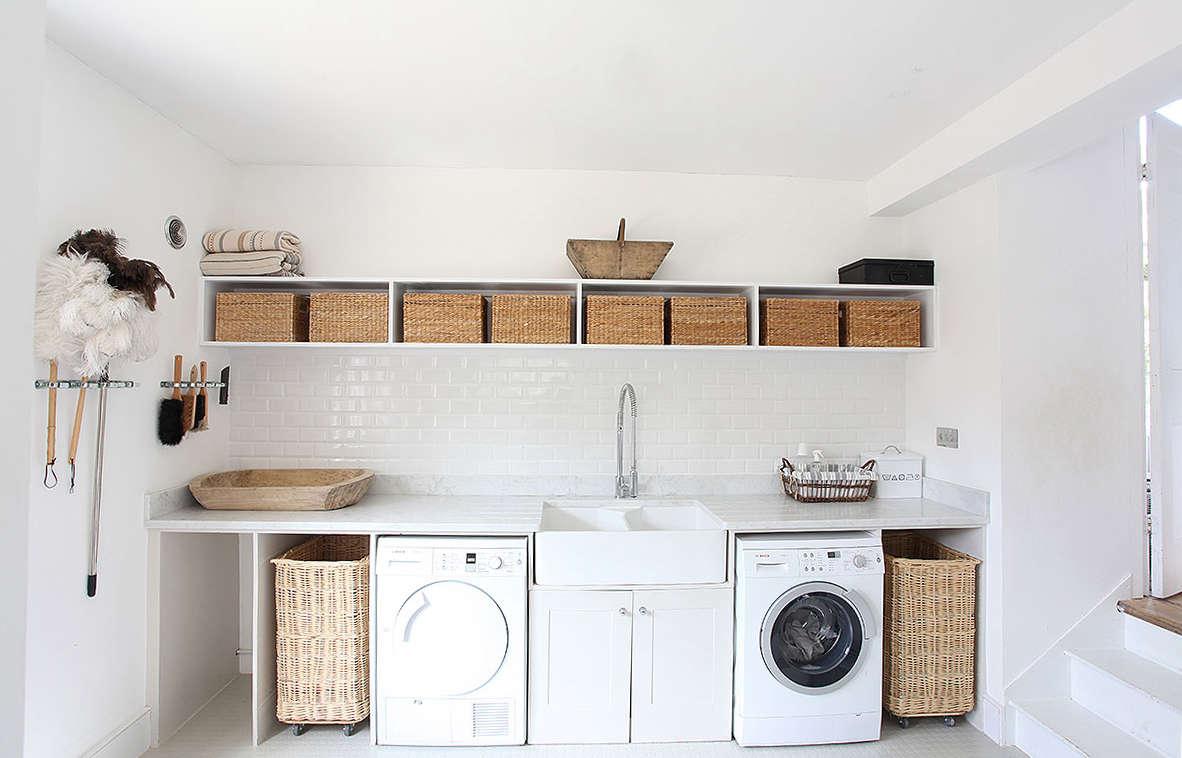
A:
<box><xmin>1119</xmin><ymin>595</ymin><xmax>1182</xmax><ymax>636</ymax></box>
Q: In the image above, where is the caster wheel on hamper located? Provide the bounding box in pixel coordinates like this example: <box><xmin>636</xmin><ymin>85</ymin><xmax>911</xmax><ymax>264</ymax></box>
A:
<box><xmin>343</xmin><ymin>723</ymin><xmax>358</xmax><ymax>737</ymax></box>
<box><xmin>944</xmin><ymin>716</ymin><xmax>958</xmax><ymax>727</ymax></box>
<box><xmin>898</xmin><ymin>717</ymin><xmax>912</xmax><ymax>729</ymax></box>
<box><xmin>290</xmin><ymin>724</ymin><xmax>308</xmax><ymax>737</ymax></box>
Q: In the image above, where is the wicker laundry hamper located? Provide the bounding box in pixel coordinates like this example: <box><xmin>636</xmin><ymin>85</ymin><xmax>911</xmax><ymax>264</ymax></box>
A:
<box><xmin>272</xmin><ymin>535</ymin><xmax>370</xmax><ymax>737</ymax></box>
<box><xmin>882</xmin><ymin>531</ymin><xmax>980</xmax><ymax>728</ymax></box>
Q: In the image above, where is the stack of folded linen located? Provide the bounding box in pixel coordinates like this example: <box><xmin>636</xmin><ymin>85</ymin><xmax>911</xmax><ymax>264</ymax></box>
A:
<box><xmin>200</xmin><ymin>229</ymin><xmax>305</xmax><ymax>276</ymax></box>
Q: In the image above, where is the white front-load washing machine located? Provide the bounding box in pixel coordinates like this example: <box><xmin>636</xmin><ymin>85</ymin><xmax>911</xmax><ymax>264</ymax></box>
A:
<box><xmin>734</xmin><ymin>531</ymin><xmax>885</xmax><ymax>746</ymax></box>
<box><xmin>374</xmin><ymin>536</ymin><xmax>527</xmax><ymax>746</ymax></box>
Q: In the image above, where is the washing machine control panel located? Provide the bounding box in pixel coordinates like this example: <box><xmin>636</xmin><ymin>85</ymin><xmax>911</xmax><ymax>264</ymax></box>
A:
<box><xmin>378</xmin><ymin>545</ymin><xmax>526</xmax><ymax>577</ymax></box>
<box><xmin>748</xmin><ymin>546</ymin><xmax>883</xmax><ymax>576</ymax></box>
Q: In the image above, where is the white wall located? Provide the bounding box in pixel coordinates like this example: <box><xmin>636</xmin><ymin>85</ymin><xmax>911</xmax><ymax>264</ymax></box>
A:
<box><xmin>1</xmin><ymin>2</ymin><xmax>45</xmax><ymax>755</ymax></box>
<box><xmin>228</xmin><ymin>349</ymin><xmax>906</xmax><ymax>493</ymax></box>
<box><xmin>997</xmin><ymin>128</ymin><xmax>1144</xmax><ymax>684</ymax></box>
<box><xmin>902</xmin><ymin>177</ymin><xmax>1005</xmax><ymax>729</ymax></box>
<box><xmin>232</xmin><ymin>165</ymin><xmax>903</xmax><ymax>281</ymax></box>
<box><xmin>25</xmin><ymin>44</ymin><xmax>235</xmax><ymax>758</ymax></box>
<box><xmin>901</xmin><ymin>127</ymin><xmax>1145</xmax><ymax>739</ymax></box>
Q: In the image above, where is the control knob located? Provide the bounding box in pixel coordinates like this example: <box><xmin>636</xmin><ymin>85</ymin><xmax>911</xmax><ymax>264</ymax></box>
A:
<box><xmin>853</xmin><ymin>554</ymin><xmax>867</xmax><ymax>568</ymax></box>
<box><xmin>488</xmin><ymin>556</ymin><xmax>504</xmax><ymax>570</ymax></box>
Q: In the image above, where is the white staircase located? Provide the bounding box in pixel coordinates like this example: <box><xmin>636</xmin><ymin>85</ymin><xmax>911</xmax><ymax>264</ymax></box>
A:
<box><xmin>1013</xmin><ymin>612</ymin><xmax>1182</xmax><ymax>757</ymax></box>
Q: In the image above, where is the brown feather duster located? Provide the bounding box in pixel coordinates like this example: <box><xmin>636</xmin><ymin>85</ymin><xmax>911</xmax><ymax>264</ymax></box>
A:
<box><xmin>57</xmin><ymin>229</ymin><xmax>175</xmax><ymax>311</ymax></box>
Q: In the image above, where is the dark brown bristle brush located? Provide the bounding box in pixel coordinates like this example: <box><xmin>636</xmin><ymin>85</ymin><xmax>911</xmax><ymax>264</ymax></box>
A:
<box><xmin>158</xmin><ymin>355</ymin><xmax>185</xmax><ymax>445</ymax></box>
<box><xmin>194</xmin><ymin>361</ymin><xmax>208</xmax><ymax>431</ymax></box>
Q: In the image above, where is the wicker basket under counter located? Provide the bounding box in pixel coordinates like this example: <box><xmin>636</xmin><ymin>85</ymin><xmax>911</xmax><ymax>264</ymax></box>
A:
<box><xmin>585</xmin><ymin>294</ymin><xmax>665</xmax><ymax>345</ymax></box>
<box><xmin>215</xmin><ymin>291</ymin><xmax>309</xmax><ymax>342</ymax></box>
<box><xmin>668</xmin><ymin>296</ymin><xmax>747</xmax><ymax>345</ymax></box>
<box><xmin>882</xmin><ymin>531</ymin><xmax>980</xmax><ymax>722</ymax></box>
<box><xmin>310</xmin><ymin>291</ymin><xmax>389</xmax><ymax>343</ymax></box>
<box><xmin>761</xmin><ymin>298</ymin><xmax>839</xmax><ymax>346</ymax></box>
<box><xmin>490</xmin><ymin>294</ymin><xmax>572</xmax><ymax>344</ymax></box>
<box><xmin>273</xmin><ymin>535</ymin><xmax>370</xmax><ymax>728</ymax></box>
<box><xmin>402</xmin><ymin>292</ymin><xmax>485</xmax><ymax>343</ymax></box>
<box><xmin>840</xmin><ymin>300</ymin><xmax>921</xmax><ymax>347</ymax></box>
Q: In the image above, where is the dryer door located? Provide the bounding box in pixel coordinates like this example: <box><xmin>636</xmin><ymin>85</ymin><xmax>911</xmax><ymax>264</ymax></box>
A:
<box><xmin>387</xmin><ymin>580</ymin><xmax>509</xmax><ymax>697</ymax></box>
<box><xmin>760</xmin><ymin>581</ymin><xmax>872</xmax><ymax>694</ymax></box>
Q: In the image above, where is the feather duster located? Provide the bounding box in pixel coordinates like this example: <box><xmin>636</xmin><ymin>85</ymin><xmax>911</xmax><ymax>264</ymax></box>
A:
<box><xmin>58</xmin><ymin>229</ymin><xmax>175</xmax><ymax>310</ymax></box>
<box><xmin>35</xmin><ymin>251</ymin><xmax>162</xmax><ymax>376</ymax></box>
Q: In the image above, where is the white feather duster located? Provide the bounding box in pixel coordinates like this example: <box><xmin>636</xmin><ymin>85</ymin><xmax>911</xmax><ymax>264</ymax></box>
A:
<box><xmin>34</xmin><ymin>252</ymin><xmax>161</xmax><ymax>376</ymax></box>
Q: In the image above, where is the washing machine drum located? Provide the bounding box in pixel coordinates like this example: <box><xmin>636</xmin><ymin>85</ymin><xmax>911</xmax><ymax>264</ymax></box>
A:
<box><xmin>761</xmin><ymin>584</ymin><xmax>866</xmax><ymax>692</ymax></box>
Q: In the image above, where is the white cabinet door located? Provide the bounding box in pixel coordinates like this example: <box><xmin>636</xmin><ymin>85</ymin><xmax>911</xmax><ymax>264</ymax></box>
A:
<box><xmin>630</xmin><ymin>587</ymin><xmax>734</xmax><ymax>743</ymax></box>
<box><xmin>527</xmin><ymin>590</ymin><xmax>632</xmax><ymax>743</ymax></box>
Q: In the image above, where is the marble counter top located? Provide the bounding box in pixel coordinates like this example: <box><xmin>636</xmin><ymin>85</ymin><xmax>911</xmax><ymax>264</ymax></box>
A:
<box><xmin>144</xmin><ymin>477</ymin><xmax>987</xmax><ymax>534</ymax></box>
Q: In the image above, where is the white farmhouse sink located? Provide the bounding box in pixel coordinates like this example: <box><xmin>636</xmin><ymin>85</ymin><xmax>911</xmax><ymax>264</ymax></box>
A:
<box><xmin>534</xmin><ymin>499</ymin><xmax>727</xmax><ymax>586</ymax></box>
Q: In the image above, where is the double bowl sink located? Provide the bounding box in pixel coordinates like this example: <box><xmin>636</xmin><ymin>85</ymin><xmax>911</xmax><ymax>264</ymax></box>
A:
<box><xmin>534</xmin><ymin>499</ymin><xmax>727</xmax><ymax>586</ymax></box>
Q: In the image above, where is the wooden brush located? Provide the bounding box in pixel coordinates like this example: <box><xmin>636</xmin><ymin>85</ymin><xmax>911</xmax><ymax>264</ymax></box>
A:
<box><xmin>182</xmin><ymin>365</ymin><xmax>198</xmax><ymax>432</ymax></box>
<box><xmin>194</xmin><ymin>361</ymin><xmax>208</xmax><ymax>431</ymax></box>
<box><xmin>158</xmin><ymin>355</ymin><xmax>185</xmax><ymax>445</ymax></box>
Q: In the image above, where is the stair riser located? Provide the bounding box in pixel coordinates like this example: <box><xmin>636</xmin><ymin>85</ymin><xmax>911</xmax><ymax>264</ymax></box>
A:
<box><xmin>1070</xmin><ymin>657</ymin><xmax>1182</xmax><ymax>757</ymax></box>
<box><xmin>1013</xmin><ymin>707</ymin><xmax>1088</xmax><ymax>758</ymax></box>
<box><xmin>1126</xmin><ymin>614</ymin><xmax>1182</xmax><ymax>674</ymax></box>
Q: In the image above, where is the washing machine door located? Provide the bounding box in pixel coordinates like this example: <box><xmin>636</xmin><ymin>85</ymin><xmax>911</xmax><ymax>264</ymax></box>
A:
<box><xmin>760</xmin><ymin>580</ymin><xmax>874</xmax><ymax>694</ymax></box>
<box><xmin>387</xmin><ymin>580</ymin><xmax>509</xmax><ymax>697</ymax></box>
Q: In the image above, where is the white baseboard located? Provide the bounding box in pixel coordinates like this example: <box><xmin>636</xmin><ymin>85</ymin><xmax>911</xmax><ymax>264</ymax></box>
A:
<box><xmin>81</xmin><ymin>708</ymin><xmax>151</xmax><ymax>758</ymax></box>
<box><xmin>967</xmin><ymin>693</ymin><xmax>1005</xmax><ymax>744</ymax></box>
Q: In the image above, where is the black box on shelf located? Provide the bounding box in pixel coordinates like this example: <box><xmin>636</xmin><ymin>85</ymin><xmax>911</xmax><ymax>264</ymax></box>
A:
<box><xmin>838</xmin><ymin>258</ymin><xmax>934</xmax><ymax>286</ymax></box>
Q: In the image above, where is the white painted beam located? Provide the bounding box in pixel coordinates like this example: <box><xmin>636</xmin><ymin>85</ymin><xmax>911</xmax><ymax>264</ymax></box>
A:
<box><xmin>868</xmin><ymin>0</ymin><xmax>1182</xmax><ymax>216</ymax></box>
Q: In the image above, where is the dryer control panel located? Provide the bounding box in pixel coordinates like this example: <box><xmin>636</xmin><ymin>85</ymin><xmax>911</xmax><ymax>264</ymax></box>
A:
<box><xmin>377</xmin><ymin>543</ymin><xmax>526</xmax><ymax>577</ymax></box>
<box><xmin>744</xmin><ymin>546</ymin><xmax>884</xmax><ymax>577</ymax></box>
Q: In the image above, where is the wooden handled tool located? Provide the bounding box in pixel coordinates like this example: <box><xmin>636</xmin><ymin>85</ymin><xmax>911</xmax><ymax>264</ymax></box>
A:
<box><xmin>44</xmin><ymin>360</ymin><xmax>58</xmax><ymax>488</ymax></box>
<box><xmin>68</xmin><ymin>376</ymin><xmax>88</xmax><ymax>492</ymax></box>
<box><xmin>194</xmin><ymin>361</ymin><xmax>208</xmax><ymax>431</ymax></box>
<box><xmin>182</xmin><ymin>365</ymin><xmax>199</xmax><ymax>432</ymax></box>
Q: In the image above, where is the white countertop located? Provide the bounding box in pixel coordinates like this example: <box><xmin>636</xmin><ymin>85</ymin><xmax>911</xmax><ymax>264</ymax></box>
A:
<box><xmin>145</xmin><ymin>488</ymin><xmax>986</xmax><ymax>534</ymax></box>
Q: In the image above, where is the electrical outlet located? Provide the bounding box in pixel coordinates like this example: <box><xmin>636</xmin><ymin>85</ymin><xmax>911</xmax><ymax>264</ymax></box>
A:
<box><xmin>936</xmin><ymin>427</ymin><xmax>959</xmax><ymax>449</ymax></box>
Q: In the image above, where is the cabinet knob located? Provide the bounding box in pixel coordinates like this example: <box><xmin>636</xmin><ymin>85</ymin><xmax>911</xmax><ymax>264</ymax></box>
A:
<box><xmin>618</xmin><ymin>607</ymin><xmax>627</xmax><ymax>615</ymax></box>
<box><xmin>638</xmin><ymin>606</ymin><xmax>649</xmax><ymax>616</ymax></box>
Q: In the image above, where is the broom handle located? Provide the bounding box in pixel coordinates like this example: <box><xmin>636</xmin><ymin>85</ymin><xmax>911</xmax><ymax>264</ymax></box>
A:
<box><xmin>69</xmin><ymin>377</ymin><xmax>87</xmax><ymax>463</ymax></box>
<box><xmin>46</xmin><ymin>361</ymin><xmax>57</xmax><ymax>463</ymax></box>
<box><xmin>87</xmin><ymin>378</ymin><xmax>109</xmax><ymax>598</ymax></box>
<box><xmin>172</xmin><ymin>355</ymin><xmax>183</xmax><ymax>399</ymax></box>
<box><xmin>199</xmin><ymin>361</ymin><xmax>207</xmax><ymax>402</ymax></box>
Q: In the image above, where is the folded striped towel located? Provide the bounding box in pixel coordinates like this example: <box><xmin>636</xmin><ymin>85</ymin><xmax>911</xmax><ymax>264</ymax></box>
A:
<box><xmin>203</xmin><ymin>229</ymin><xmax>302</xmax><ymax>256</ymax></box>
<box><xmin>200</xmin><ymin>251</ymin><xmax>302</xmax><ymax>277</ymax></box>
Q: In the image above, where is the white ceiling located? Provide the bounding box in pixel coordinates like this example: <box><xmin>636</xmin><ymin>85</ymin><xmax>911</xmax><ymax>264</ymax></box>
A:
<box><xmin>46</xmin><ymin>0</ymin><xmax>1131</xmax><ymax>180</ymax></box>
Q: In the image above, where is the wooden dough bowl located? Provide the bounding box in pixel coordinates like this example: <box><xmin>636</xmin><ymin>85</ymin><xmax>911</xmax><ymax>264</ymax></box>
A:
<box><xmin>189</xmin><ymin>468</ymin><xmax>375</xmax><ymax>511</ymax></box>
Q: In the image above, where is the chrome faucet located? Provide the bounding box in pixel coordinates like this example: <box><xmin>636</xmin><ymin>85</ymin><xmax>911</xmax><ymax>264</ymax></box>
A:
<box><xmin>615</xmin><ymin>383</ymin><xmax>638</xmax><ymax>498</ymax></box>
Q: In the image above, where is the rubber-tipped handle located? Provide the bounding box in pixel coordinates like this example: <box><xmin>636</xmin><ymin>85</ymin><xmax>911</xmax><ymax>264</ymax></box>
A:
<box><xmin>86</xmin><ymin>574</ymin><xmax>97</xmax><ymax>597</ymax></box>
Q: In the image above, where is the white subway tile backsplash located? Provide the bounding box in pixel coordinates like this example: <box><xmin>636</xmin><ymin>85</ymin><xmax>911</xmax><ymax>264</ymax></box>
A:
<box><xmin>228</xmin><ymin>349</ymin><xmax>906</xmax><ymax>484</ymax></box>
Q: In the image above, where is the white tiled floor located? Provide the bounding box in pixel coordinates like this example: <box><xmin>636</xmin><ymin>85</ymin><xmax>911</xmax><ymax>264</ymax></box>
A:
<box><xmin>145</xmin><ymin>677</ymin><xmax>1025</xmax><ymax>758</ymax></box>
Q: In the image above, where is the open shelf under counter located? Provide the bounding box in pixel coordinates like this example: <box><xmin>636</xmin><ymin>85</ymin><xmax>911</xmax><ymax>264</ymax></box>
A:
<box><xmin>199</xmin><ymin>276</ymin><xmax>937</xmax><ymax>351</ymax></box>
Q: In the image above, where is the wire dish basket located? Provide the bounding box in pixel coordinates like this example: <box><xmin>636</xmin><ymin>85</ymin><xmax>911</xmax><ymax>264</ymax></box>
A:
<box><xmin>780</xmin><ymin>457</ymin><xmax>877</xmax><ymax>502</ymax></box>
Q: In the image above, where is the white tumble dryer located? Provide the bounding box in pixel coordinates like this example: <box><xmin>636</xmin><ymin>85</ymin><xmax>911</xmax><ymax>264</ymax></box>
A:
<box><xmin>734</xmin><ymin>531</ymin><xmax>885</xmax><ymax>746</ymax></box>
<box><xmin>374</xmin><ymin>536</ymin><xmax>527</xmax><ymax>746</ymax></box>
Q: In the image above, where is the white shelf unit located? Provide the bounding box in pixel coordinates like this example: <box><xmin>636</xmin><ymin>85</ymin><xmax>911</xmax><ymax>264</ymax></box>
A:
<box><xmin>199</xmin><ymin>277</ymin><xmax>937</xmax><ymax>352</ymax></box>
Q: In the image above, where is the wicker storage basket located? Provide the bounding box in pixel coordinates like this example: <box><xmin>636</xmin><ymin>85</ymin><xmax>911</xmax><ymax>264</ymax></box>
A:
<box><xmin>490</xmin><ymin>294</ymin><xmax>572</xmax><ymax>344</ymax></box>
<box><xmin>310</xmin><ymin>291</ymin><xmax>389</xmax><ymax>343</ymax></box>
<box><xmin>761</xmin><ymin>298</ymin><xmax>839</xmax><ymax>347</ymax></box>
<box><xmin>403</xmin><ymin>292</ymin><xmax>484</xmax><ymax>343</ymax></box>
<box><xmin>585</xmin><ymin>295</ymin><xmax>665</xmax><ymax>345</ymax></box>
<box><xmin>668</xmin><ymin>297</ymin><xmax>748</xmax><ymax>345</ymax></box>
<box><xmin>272</xmin><ymin>535</ymin><xmax>370</xmax><ymax>727</ymax></box>
<box><xmin>840</xmin><ymin>300</ymin><xmax>921</xmax><ymax>347</ymax></box>
<box><xmin>215</xmin><ymin>291</ymin><xmax>309</xmax><ymax>342</ymax></box>
<box><xmin>882</xmin><ymin>531</ymin><xmax>981</xmax><ymax>720</ymax></box>
<box><xmin>780</xmin><ymin>458</ymin><xmax>876</xmax><ymax>502</ymax></box>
